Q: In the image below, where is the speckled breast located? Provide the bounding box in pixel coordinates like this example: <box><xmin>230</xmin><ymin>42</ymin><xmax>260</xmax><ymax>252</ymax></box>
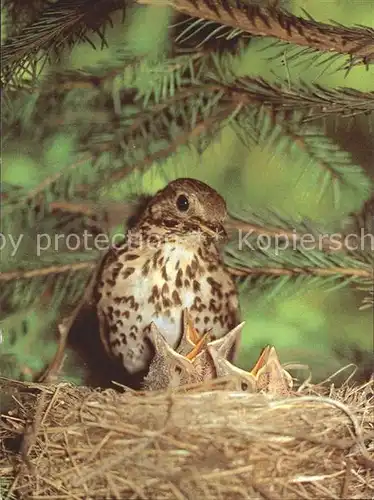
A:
<box><xmin>95</xmin><ymin>236</ymin><xmax>239</xmax><ymax>373</ymax></box>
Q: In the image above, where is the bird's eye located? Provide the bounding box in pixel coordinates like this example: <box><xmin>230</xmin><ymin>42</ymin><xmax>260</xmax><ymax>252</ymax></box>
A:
<box><xmin>241</xmin><ymin>382</ymin><xmax>248</xmax><ymax>391</ymax></box>
<box><xmin>176</xmin><ymin>194</ymin><xmax>189</xmax><ymax>212</ymax></box>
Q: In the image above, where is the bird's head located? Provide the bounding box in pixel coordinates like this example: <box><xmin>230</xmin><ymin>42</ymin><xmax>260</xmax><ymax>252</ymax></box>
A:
<box><xmin>139</xmin><ymin>178</ymin><xmax>228</xmax><ymax>240</ymax></box>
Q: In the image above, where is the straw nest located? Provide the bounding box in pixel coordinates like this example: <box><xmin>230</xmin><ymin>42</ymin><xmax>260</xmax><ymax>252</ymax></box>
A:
<box><xmin>1</xmin><ymin>377</ymin><xmax>373</xmax><ymax>499</ymax></box>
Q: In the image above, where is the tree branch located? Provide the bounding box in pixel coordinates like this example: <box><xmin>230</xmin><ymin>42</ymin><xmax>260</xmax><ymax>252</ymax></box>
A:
<box><xmin>227</xmin><ymin>265</ymin><xmax>372</xmax><ymax>279</ymax></box>
<box><xmin>137</xmin><ymin>0</ymin><xmax>374</xmax><ymax>64</ymax></box>
<box><xmin>94</xmin><ymin>104</ymin><xmax>239</xmax><ymax>188</ymax></box>
<box><xmin>0</xmin><ymin>262</ymin><xmax>96</xmax><ymax>282</ymax></box>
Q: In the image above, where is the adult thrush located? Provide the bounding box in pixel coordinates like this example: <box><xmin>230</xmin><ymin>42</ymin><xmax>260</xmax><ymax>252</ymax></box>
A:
<box><xmin>95</xmin><ymin>178</ymin><xmax>240</xmax><ymax>374</ymax></box>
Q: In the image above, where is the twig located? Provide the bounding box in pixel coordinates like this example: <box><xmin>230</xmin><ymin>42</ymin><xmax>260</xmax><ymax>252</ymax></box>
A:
<box><xmin>37</xmin><ymin>323</ymin><xmax>70</xmax><ymax>384</ymax></box>
<box><xmin>0</xmin><ymin>262</ymin><xmax>97</xmax><ymax>282</ymax></box>
<box><xmin>227</xmin><ymin>265</ymin><xmax>372</xmax><ymax>279</ymax></box>
<box><xmin>269</xmin><ymin>395</ymin><xmax>374</xmax><ymax>469</ymax></box>
<box><xmin>104</xmin><ymin>105</ymin><xmax>238</xmax><ymax>186</ymax></box>
<box><xmin>3</xmin><ymin>155</ymin><xmax>92</xmax><ymax>217</ymax></box>
<box><xmin>227</xmin><ymin>219</ymin><xmax>350</xmax><ymax>253</ymax></box>
<box><xmin>226</xmin><ymin>219</ymin><xmax>299</xmax><ymax>241</ymax></box>
<box><xmin>49</xmin><ymin>200</ymin><xmax>140</xmax><ymax>230</ymax></box>
<box><xmin>37</xmin><ymin>253</ymin><xmax>106</xmax><ymax>383</ymax></box>
<box><xmin>16</xmin><ymin>390</ymin><xmax>48</xmax><ymax>495</ymax></box>
<box><xmin>49</xmin><ymin>201</ymin><xmax>98</xmax><ymax>216</ymax></box>
<box><xmin>137</xmin><ymin>0</ymin><xmax>374</xmax><ymax>64</ymax></box>
<box><xmin>340</xmin><ymin>458</ymin><xmax>352</xmax><ymax>499</ymax></box>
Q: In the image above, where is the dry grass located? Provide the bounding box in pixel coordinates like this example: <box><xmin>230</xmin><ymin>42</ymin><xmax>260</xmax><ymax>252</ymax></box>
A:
<box><xmin>1</xmin><ymin>377</ymin><xmax>373</xmax><ymax>499</ymax></box>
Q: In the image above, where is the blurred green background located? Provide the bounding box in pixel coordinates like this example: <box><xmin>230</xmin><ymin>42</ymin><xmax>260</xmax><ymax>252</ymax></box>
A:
<box><xmin>2</xmin><ymin>0</ymin><xmax>373</xmax><ymax>383</ymax></box>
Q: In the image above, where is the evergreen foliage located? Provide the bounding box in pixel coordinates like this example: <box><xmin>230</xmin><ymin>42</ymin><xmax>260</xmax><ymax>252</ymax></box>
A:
<box><xmin>1</xmin><ymin>0</ymin><xmax>373</xmax><ymax>383</ymax></box>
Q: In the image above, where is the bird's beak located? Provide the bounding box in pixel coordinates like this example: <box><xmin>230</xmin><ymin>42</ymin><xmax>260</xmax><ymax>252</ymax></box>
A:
<box><xmin>199</xmin><ymin>222</ymin><xmax>228</xmax><ymax>241</ymax></box>
<box><xmin>249</xmin><ymin>345</ymin><xmax>271</xmax><ymax>376</ymax></box>
<box><xmin>185</xmin><ymin>331</ymin><xmax>211</xmax><ymax>360</ymax></box>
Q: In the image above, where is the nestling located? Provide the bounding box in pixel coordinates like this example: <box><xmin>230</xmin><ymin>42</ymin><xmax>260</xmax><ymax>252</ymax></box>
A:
<box><xmin>143</xmin><ymin>316</ymin><xmax>293</xmax><ymax>395</ymax></box>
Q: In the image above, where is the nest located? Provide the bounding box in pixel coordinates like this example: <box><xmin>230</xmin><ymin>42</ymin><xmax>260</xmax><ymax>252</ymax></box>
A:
<box><xmin>1</xmin><ymin>378</ymin><xmax>373</xmax><ymax>499</ymax></box>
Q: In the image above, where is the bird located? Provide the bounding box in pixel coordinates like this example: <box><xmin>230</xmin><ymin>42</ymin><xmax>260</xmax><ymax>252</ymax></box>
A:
<box><xmin>94</xmin><ymin>178</ymin><xmax>240</xmax><ymax>376</ymax></box>
<box><xmin>143</xmin><ymin>318</ymin><xmax>293</xmax><ymax>395</ymax></box>
<box><xmin>142</xmin><ymin>322</ymin><xmax>204</xmax><ymax>391</ymax></box>
<box><xmin>176</xmin><ymin>307</ymin><xmax>213</xmax><ymax>357</ymax></box>
<box><xmin>143</xmin><ymin>316</ymin><xmax>238</xmax><ymax>391</ymax></box>
<box><xmin>179</xmin><ymin>316</ymin><xmax>258</xmax><ymax>392</ymax></box>
<box><xmin>207</xmin><ymin>342</ymin><xmax>293</xmax><ymax>395</ymax></box>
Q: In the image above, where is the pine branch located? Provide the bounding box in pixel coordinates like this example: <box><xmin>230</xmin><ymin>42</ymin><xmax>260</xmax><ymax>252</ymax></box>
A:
<box><xmin>232</xmin><ymin>108</ymin><xmax>372</xmax><ymax>207</ymax></box>
<box><xmin>224</xmin><ymin>215</ymin><xmax>373</xmax><ymax>298</ymax></box>
<box><xmin>3</xmin><ymin>96</ymin><xmax>370</xmax><ymax>231</ymax></box>
<box><xmin>229</xmin><ymin>200</ymin><xmax>374</xmax><ymax>252</ymax></box>
<box><xmin>0</xmin><ymin>261</ymin><xmax>96</xmax><ymax>282</ymax></box>
<box><xmin>227</xmin><ymin>215</ymin><xmax>337</xmax><ymax>252</ymax></box>
<box><xmin>171</xmin><ymin>12</ymin><xmax>250</xmax><ymax>54</ymax></box>
<box><xmin>216</xmin><ymin>76</ymin><xmax>374</xmax><ymax>119</ymax></box>
<box><xmin>228</xmin><ymin>264</ymin><xmax>372</xmax><ymax>279</ymax></box>
<box><xmin>137</xmin><ymin>0</ymin><xmax>374</xmax><ymax>65</ymax></box>
<box><xmin>3</xmin><ymin>73</ymin><xmax>242</xmax><ymax>216</ymax></box>
<box><xmin>3</xmin><ymin>52</ymin><xmax>372</xmax><ymax>208</ymax></box>
<box><xmin>267</xmin><ymin>42</ymin><xmax>351</xmax><ymax>76</ymax></box>
<box><xmin>4</xmin><ymin>54</ymin><xmax>373</xmax><ymax>141</ymax></box>
<box><xmin>1</xmin><ymin>154</ymin><xmax>94</xmax><ymax>234</ymax></box>
<box><xmin>0</xmin><ymin>256</ymin><xmax>96</xmax><ymax>314</ymax></box>
<box><xmin>103</xmin><ymin>103</ymin><xmax>238</xmax><ymax>186</ymax></box>
<box><xmin>2</xmin><ymin>0</ymin><xmax>49</xmax><ymax>38</ymax></box>
<box><xmin>1</xmin><ymin>0</ymin><xmax>126</xmax><ymax>85</ymax></box>
<box><xmin>70</xmin><ymin>83</ymin><xmax>241</xmax><ymax>191</ymax></box>
<box><xmin>223</xmin><ymin>199</ymin><xmax>374</xmax><ymax>299</ymax></box>
<box><xmin>171</xmin><ymin>14</ymin><xmax>368</xmax><ymax>76</ymax></box>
